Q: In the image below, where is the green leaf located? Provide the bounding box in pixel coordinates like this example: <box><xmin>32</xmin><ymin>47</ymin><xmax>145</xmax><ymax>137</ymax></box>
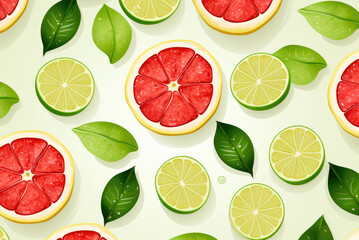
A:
<box><xmin>328</xmin><ymin>163</ymin><xmax>359</xmax><ymax>215</ymax></box>
<box><xmin>214</xmin><ymin>122</ymin><xmax>254</xmax><ymax>176</ymax></box>
<box><xmin>299</xmin><ymin>1</ymin><xmax>359</xmax><ymax>40</ymax></box>
<box><xmin>41</xmin><ymin>0</ymin><xmax>81</xmax><ymax>55</ymax></box>
<box><xmin>274</xmin><ymin>45</ymin><xmax>327</xmax><ymax>85</ymax></box>
<box><xmin>72</xmin><ymin>121</ymin><xmax>138</xmax><ymax>162</ymax></box>
<box><xmin>101</xmin><ymin>167</ymin><xmax>140</xmax><ymax>225</ymax></box>
<box><xmin>0</xmin><ymin>82</ymin><xmax>19</xmax><ymax>119</ymax></box>
<box><xmin>298</xmin><ymin>215</ymin><xmax>334</xmax><ymax>240</ymax></box>
<box><xmin>170</xmin><ymin>233</ymin><xmax>217</xmax><ymax>240</ymax></box>
<box><xmin>92</xmin><ymin>4</ymin><xmax>132</xmax><ymax>64</ymax></box>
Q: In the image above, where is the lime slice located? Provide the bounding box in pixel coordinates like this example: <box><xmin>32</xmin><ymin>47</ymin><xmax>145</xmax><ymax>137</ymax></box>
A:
<box><xmin>119</xmin><ymin>0</ymin><xmax>181</xmax><ymax>24</ymax></box>
<box><xmin>230</xmin><ymin>183</ymin><xmax>284</xmax><ymax>240</ymax></box>
<box><xmin>0</xmin><ymin>227</ymin><xmax>10</xmax><ymax>240</ymax></box>
<box><xmin>230</xmin><ymin>53</ymin><xmax>290</xmax><ymax>110</ymax></box>
<box><xmin>269</xmin><ymin>126</ymin><xmax>325</xmax><ymax>185</ymax></box>
<box><xmin>155</xmin><ymin>156</ymin><xmax>210</xmax><ymax>214</ymax></box>
<box><xmin>35</xmin><ymin>58</ymin><xmax>95</xmax><ymax>116</ymax></box>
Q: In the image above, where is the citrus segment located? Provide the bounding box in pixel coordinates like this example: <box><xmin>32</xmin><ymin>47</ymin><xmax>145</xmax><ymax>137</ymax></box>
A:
<box><xmin>231</xmin><ymin>53</ymin><xmax>290</xmax><ymax>110</ymax></box>
<box><xmin>269</xmin><ymin>126</ymin><xmax>325</xmax><ymax>185</ymax></box>
<box><xmin>0</xmin><ymin>0</ymin><xmax>27</xmax><ymax>33</ymax></box>
<box><xmin>155</xmin><ymin>156</ymin><xmax>210</xmax><ymax>214</ymax></box>
<box><xmin>230</xmin><ymin>183</ymin><xmax>284</xmax><ymax>240</ymax></box>
<box><xmin>35</xmin><ymin>58</ymin><xmax>95</xmax><ymax>116</ymax></box>
<box><xmin>0</xmin><ymin>131</ymin><xmax>74</xmax><ymax>223</ymax></box>
<box><xmin>126</xmin><ymin>40</ymin><xmax>222</xmax><ymax>135</ymax></box>
<box><xmin>0</xmin><ymin>227</ymin><xmax>9</xmax><ymax>240</ymax></box>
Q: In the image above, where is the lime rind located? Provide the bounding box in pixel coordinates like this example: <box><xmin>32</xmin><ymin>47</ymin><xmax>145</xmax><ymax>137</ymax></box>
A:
<box><xmin>0</xmin><ymin>227</ymin><xmax>9</xmax><ymax>240</ymax></box>
<box><xmin>229</xmin><ymin>183</ymin><xmax>285</xmax><ymax>240</ymax></box>
<box><xmin>35</xmin><ymin>57</ymin><xmax>95</xmax><ymax>116</ymax></box>
<box><xmin>155</xmin><ymin>155</ymin><xmax>211</xmax><ymax>214</ymax></box>
<box><xmin>269</xmin><ymin>125</ymin><xmax>325</xmax><ymax>185</ymax></box>
<box><xmin>119</xmin><ymin>0</ymin><xmax>181</xmax><ymax>25</ymax></box>
<box><xmin>230</xmin><ymin>53</ymin><xmax>291</xmax><ymax>111</ymax></box>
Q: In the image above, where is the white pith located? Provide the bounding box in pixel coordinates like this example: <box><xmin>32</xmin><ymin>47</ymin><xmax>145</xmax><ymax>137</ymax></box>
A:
<box><xmin>0</xmin><ymin>131</ymin><xmax>74</xmax><ymax>223</ymax></box>
<box><xmin>0</xmin><ymin>0</ymin><xmax>27</xmax><ymax>32</ymax></box>
<box><xmin>348</xmin><ymin>229</ymin><xmax>359</xmax><ymax>240</ymax></box>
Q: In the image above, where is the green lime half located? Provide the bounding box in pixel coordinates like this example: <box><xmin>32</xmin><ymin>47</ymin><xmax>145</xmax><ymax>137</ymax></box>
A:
<box><xmin>155</xmin><ymin>156</ymin><xmax>211</xmax><ymax>214</ymax></box>
<box><xmin>230</xmin><ymin>183</ymin><xmax>284</xmax><ymax>240</ymax></box>
<box><xmin>35</xmin><ymin>58</ymin><xmax>95</xmax><ymax>116</ymax></box>
<box><xmin>119</xmin><ymin>0</ymin><xmax>181</xmax><ymax>24</ymax></box>
<box><xmin>0</xmin><ymin>227</ymin><xmax>10</xmax><ymax>240</ymax></box>
<box><xmin>230</xmin><ymin>53</ymin><xmax>290</xmax><ymax>110</ymax></box>
<box><xmin>269</xmin><ymin>126</ymin><xmax>325</xmax><ymax>185</ymax></box>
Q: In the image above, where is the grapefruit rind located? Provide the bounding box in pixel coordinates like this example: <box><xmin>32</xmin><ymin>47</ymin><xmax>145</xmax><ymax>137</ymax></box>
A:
<box><xmin>347</xmin><ymin>228</ymin><xmax>359</xmax><ymax>240</ymax></box>
<box><xmin>328</xmin><ymin>49</ymin><xmax>359</xmax><ymax>138</ymax></box>
<box><xmin>45</xmin><ymin>223</ymin><xmax>118</xmax><ymax>240</ymax></box>
<box><xmin>0</xmin><ymin>130</ymin><xmax>74</xmax><ymax>224</ymax></box>
<box><xmin>192</xmin><ymin>0</ymin><xmax>282</xmax><ymax>35</ymax></box>
<box><xmin>0</xmin><ymin>0</ymin><xmax>28</xmax><ymax>33</ymax></box>
<box><xmin>125</xmin><ymin>40</ymin><xmax>222</xmax><ymax>135</ymax></box>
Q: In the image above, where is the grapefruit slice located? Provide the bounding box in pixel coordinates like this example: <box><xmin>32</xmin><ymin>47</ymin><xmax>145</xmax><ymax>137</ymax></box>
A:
<box><xmin>125</xmin><ymin>40</ymin><xmax>222</xmax><ymax>135</ymax></box>
<box><xmin>46</xmin><ymin>223</ymin><xmax>117</xmax><ymax>240</ymax></box>
<box><xmin>328</xmin><ymin>50</ymin><xmax>359</xmax><ymax>138</ymax></box>
<box><xmin>193</xmin><ymin>0</ymin><xmax>282</xmax><ymax>34</ymax></box>
<box><xmin>0</xmin><ymin>0</ymin><xmax>28</xmax><ymax>33</ymax></box>
<box><xmin>0</xmin><ymin>131</ymin><xmax>74</xmax><ymax>223</ymax></box>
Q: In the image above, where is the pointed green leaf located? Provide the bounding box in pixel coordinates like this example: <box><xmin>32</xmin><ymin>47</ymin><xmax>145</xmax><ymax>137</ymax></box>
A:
<box><xmin>299</xmin><ymin>215</ymin><xmax>333</xmax><ymax>240</ymax></box>
<box><xmin>170</xmin><ymin>233</ymin><xmax>217</xmax><ymax>240</ymax></box>
<box><xmin>274</xmin><ymin>45</ymin><xmax>327</xmax><ymax>85</ymax></box>
<box><xmin>214</xmin><ymin>122</ymin><xmax>254</xmax><ymax>176</ymax></box>
<box><xmin>73</xmin><ymin>121</ymin><xmax>138</xmax><ymax>162</ymax></box>
<box><xmin>101</xmin><ymin>167</ymin><xmax>140</xmax><ymax>225</ymax></box>
<box><xmin>92</xmin><ymin>4</ymin><xmax>132</xmax><ymax>64</ymax></box>
<box><xmin>41</xmin><ymin>0</ymin><xmax>81</xmax><ymax>55</ymax></box>
<box><xmin>299</xmin><ymin>1</ymin><xmax>359</xmax><ymax>40</ymax></box>
<box><xmin>0</xmin><ymin>82</ymin><xmax>19</xmax><ymax>119</ymax></box>
<box><xmin>328</xmin><ymin>163</ymin><xmax>359</xmax><ymax>215</ymax></box>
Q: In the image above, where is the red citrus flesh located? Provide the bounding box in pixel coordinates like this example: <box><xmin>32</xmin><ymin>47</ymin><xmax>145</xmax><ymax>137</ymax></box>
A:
<box><xmin>60</xmin><ymin>231</ymin><xmax>107</xmax><ymax>240</ymax></box>
<box><xmin>202</xmin><ymin>0</ymin><xmax>272</xmax><ymax>23</ymax></box>
<box><xmin>337</xmin><ymin>59</ymin><xmax>359</xmax><ymax>127</ymax></box>
<box><xmin>0</xmin><ymin>0</ymin><xmax>18</xmax><ymax>20</ymax></box>
<box><xmin>134</xmin><ymin>47</ymin><xmax>214</xmax><ymax>128</ymax></box>
<box><xmin>0</xmin><ymin>138</ymin><xmax>66</xmax><ymax>216</ymax></box>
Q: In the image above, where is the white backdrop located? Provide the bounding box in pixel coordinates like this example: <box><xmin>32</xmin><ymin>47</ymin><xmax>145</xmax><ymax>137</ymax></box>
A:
<box><xmin>0</xmin><ymin>0</ymin><xmax>358</xmax><ymax>239</ymax></box>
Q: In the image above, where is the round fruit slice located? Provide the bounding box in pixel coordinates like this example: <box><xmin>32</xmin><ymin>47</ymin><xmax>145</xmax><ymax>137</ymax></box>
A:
<box><xmin>347</xmin><ymin>228</ymin><xmax>359</xmax><ymax>240</ymax></box>
<box><xmin>328</xmin><ymin>50</ymin><xmax>359</xmax><ymax>138</ymax></box>
<box><xmin>0</xmin><ymin>227</ymin><xmax>9</xmax><ymax>240</ymax></box>
<box><xmin>230</xmin><ymin>53</ymin><xmax>290</xmax><ymax>110</ymax></box>
<box><xmin>155</xmin><ymin>156</ymin><xmax>211</xmax><ymax>214</ymax></box>
<box><xmin>193</xmin><ymin>0</ymin><xmax>282</xmax><ymax>35</ymax></box>
<box><xmin>269</xmin><ymin>126</ymin><xmax>325</xmax><ymax>185</ymax></box>
<box><xmin>125</xmin><ymin>40</ymin><xmax>222</xmax><ymax>135</ymax></box>
<box><xmin>119</xmin><ymin>0</ymin><xmax>181</xmax><ymax>24</ymax></box>
<box><xmin>229</xmin><ymin>183</ymin><xmax>284</xmax><ymax>240</ymax></box>
<box><xmin>35</xmin><ymin>58</ymin><xmax>95</xmax><ymax>116</ymax></box>
<box><xmin>46</xmin><ymin>223</ymin><xmax>117</xmax><ymax>240</ymax></box>
<box><xmin>0</xmin><ymin>131</ymin><xmax>74</xmax><ymax>223</ymax></box>
<box><xmin>0</xmin><ymin>0</ymin><xmax>28</xmax><ymax>33</ymax></box>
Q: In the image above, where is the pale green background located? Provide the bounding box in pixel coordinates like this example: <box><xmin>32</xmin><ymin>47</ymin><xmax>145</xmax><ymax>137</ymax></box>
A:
<box><xmin>0</xmin><ymin>0</ymin><xmax>358</xmax><ymax>239</ymax></box>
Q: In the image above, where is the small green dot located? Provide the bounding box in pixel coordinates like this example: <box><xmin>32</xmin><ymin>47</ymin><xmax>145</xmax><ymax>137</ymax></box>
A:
<box><xmin>218</xmin><ymin>176</ymin><xmax>226</xmax><ymax>184</ymax></box>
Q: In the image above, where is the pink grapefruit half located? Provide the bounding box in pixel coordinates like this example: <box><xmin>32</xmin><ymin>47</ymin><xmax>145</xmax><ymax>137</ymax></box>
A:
<box><xmin>0</xmin><ymin>131</ymin><xmax>74</xmax><ymax>223</ymax></box>
<box><xmin>0</xmin><ymin>0</ymin><xmax>28</xmax><ymax>33</ymax></box>
<box><xmin>125</xmin><ymin>40</ymin><xmax>222</xmax><ymax>135</ymax></box>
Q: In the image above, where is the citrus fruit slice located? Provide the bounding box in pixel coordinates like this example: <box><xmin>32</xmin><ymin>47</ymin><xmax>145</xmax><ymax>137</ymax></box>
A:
<box><xmin>35</xmin><ymin>58</ymin><xmax>95</xmax><ymax>116</ymax></box>
<box><xmin>328</xmin><ymin>50</ymin><xmax>359</xmax><ymax>138</ymax></box>
<box><xmin>269</xmin><ymin>126</ymin><xmax>325</xmax><ymax>185</ymax></box>
<box><xmin>229</xmin><ymin>183</ymin><xmax>284</xmax><ymax>240</ymax></box>
<box><xmin>46</xmin><ymin>223</ymin><xmax>117</xmax><ymax>240</ymax></box>
<box><xmin>230</xmin><ymin>53</ymin><xmax>290</xmax><ymax>110</ymax></box>
<box><xmin>119</xmin><ymin>0</ymin><xmax>181</xmax><ymax>24</ymax></box>
<box><xmin>193</xmin><ymin>0</ymin><xmax>282</xmax><ymax>35</ymax></box>
<box><xmin>125</xmin><ymin>40</ymin><xmax>222</xmax><ymax>135</ymax></box>
<box><xmin>0</xmin><ymin>227</ymin><xmax>9</xmax><ymax>240</ymax></box>
<box><xmin>0</xmin><ymin>0</ymin><xmax>28</xmax><ymax>33</ymax></box>
<box><xmin>0</xmin><ymin>131</ymin><xmax>74</xmax><ymax>223</ymax></box>
<box><xmin>347</xmin><ymin>228</ymin><xmax>359</xmax><ymax>240</ymax></box>
<box><xmin>155</xmin><ymin>156</ymin><xmax>211</xmax><ymax>214</ymax></box>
